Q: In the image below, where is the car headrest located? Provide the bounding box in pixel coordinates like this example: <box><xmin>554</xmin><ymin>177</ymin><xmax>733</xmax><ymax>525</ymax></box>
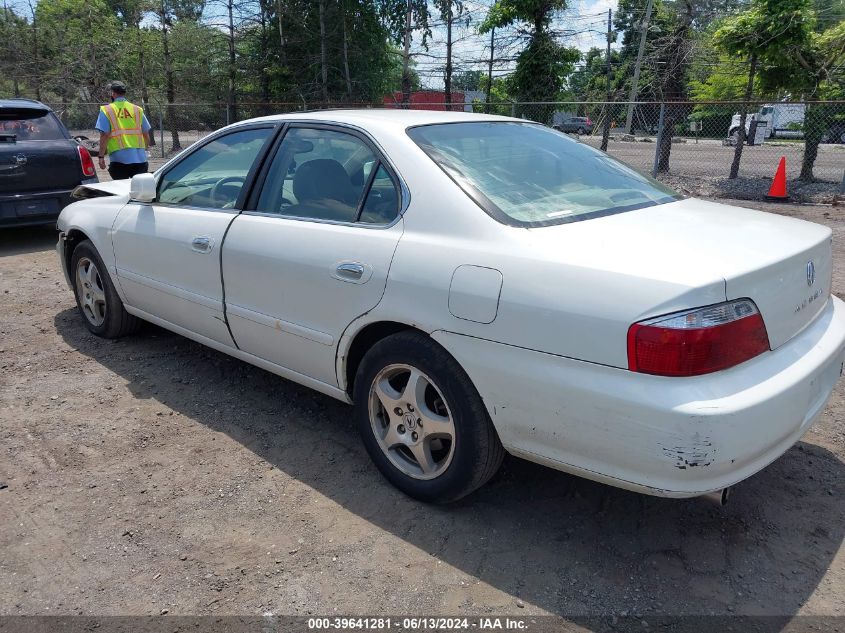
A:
<box><xmin>293</xmin><ymin>159</ymin><xmax>355</xmax><ymax>205</ymax></box>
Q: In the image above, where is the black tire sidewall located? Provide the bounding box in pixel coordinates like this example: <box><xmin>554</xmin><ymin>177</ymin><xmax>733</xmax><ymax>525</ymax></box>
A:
<box><xmin>353</xmin><ymin>332</ymin><xmax>498</xmax><ymax>503</ymax></box>
<box><xmin>70</xmin><ymin>240</ymin><xmax>125</xmax><ymax>337</ymax></box>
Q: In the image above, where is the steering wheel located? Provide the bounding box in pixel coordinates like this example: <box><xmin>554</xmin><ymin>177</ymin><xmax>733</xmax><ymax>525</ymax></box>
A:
<box><xmin>210</xmin><ymin>176</ymin><xmax>246</xmax><ymax>208</ymax></box>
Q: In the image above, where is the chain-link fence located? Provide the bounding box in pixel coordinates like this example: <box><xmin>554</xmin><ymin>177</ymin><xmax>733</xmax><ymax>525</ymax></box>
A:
<box><xmin>51</xmin><ymin>100</ymin><xmax>845</xmax><ymax>203</ymax></box>
<box><xmin>537</xmin><ymin>101</ymin><xmax>845</xmax><ymax>204</ymax></box>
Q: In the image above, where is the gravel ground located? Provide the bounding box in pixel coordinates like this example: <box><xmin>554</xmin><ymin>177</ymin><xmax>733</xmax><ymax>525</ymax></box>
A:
<box><xmin>1</xmin><ymin>199</ymin><xmax>844</xmax><ymax>623</ymax></box>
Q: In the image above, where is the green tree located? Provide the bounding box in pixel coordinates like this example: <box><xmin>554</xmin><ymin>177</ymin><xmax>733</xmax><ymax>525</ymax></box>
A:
<box><xmin>379</xmin><ymin>0</ymin><xmax>431</xmax><ymax>104</ymax></box>
<box><xmin>714</xmin><ymin>0</ymin><xmax>822</xmax><ymax>177</ymax></box>
<box><xmin>480</xmin><ymin>0</ymin><xmax>580</xmax><ymax>123</ymax></box>
<box><xmin>476</xmin><ymin>74</ymin><xmax>514</xmax><ymax>114</ymax></box>
<box><xmin>789</xmin><ymin>22</ymin><xmax>845</xmax><ymax>178</ymax></box>
<box><xmin>716</xmin><ymin>0</ymin><xmax>843</xmax><ymax>179</ymax></box>
<box><xmin>0</xmin><ymin>5</ymin><xmax>29</xmax><ymax>96</ymax></box>
<box><xmin>452</xmin><ymin>69</ymin><xmax>484</xmax><ymax>91</ymax></box>
<box><xmin>36</xmin><ymin>0</ymin><xmax>122</xmax><ymax>116</ymax></box>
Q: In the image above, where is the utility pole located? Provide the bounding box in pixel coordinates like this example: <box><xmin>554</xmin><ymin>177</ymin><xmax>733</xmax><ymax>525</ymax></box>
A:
<box><xmin>600</xmin><ymin>8</ymin><xmax>612</xmax><ymax>152</ymax></box>
<box><xmin>486</xmin><ymin>27</ymin><xmax>495</xmax><ymax>114</ymax></box>
<box><xmin>444</xmin><ymin>0</ymin><xmax>453</xmax><ymax>110</ymax></box>
<box><xmin>401</xmin><ymin>0</ymin><xmax>413</xmax><ymax>106</ymax></box>
<box><xmin>624</xmin><ymin>0</ymin><xmax>654</xmax><ymax>134</ymax></box>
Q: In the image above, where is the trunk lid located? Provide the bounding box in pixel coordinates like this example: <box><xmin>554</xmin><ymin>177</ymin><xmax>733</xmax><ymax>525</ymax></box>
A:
<box><xmin>724</xmin><ymin>229</ymin><xmax>830</xmax><ymax>349</ymax></box>
<box><xmin>519</xmin><ymin>197</ymin><xmax>831</xmax><ymax>354</ymax></box>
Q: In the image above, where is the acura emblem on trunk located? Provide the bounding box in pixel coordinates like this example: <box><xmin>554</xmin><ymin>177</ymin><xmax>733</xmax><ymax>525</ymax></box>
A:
<box><xmin>13</xmin><ymin>153</ymin><xmax>26</xmax><ymax>166</ymax></box>
<box><xmin>807</xmin><ymin>261</ymin><xmax>816</xmax><ymax>286</ymax></box>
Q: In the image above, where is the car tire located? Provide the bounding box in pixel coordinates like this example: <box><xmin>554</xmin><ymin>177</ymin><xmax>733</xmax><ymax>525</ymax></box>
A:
<box><xmin>577</xmin><ymin>127</ymin><xmax>587</xmax><ymax>135</ymax></box>
<box><xmin>353</xmin><ymin>331</ymin><xmax>504</xmax><ymax>503</ymax></box>
<box><xmin>70</xmin><ymin>239</ymin><xmax>141</xmax><ymax>338</ymax></box>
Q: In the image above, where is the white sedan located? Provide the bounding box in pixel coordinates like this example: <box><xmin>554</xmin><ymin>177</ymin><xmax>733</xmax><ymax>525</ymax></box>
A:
<box><xmin>57</xmin><ymin>110</ymin><xmax>845</xmax><ymax>504</ymax></box>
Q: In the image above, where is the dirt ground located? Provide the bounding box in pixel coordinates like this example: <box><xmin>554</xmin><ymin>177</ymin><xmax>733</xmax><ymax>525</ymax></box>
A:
<box><xmin>1</xmin><ymin>199</ymin><xmax>844</xmax><ymax>625</ymax></box>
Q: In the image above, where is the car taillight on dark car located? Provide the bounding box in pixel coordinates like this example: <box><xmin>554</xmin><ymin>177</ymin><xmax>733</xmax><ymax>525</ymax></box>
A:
<box><xmin>77</xmin><ymin>145</ymin><xmax>96</xmax><ymax>177</ymax></box>
<box><xmin>627</xmin><ymin>299</ymin><xmax>770</xmax><ymax>377</ymax></box>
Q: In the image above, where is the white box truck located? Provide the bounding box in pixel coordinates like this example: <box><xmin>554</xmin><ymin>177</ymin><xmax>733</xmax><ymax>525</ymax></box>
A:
<box><xmin>729</xmin><ymin>103</ymin><xmax>805</xmax><ymax>141</ymax></box>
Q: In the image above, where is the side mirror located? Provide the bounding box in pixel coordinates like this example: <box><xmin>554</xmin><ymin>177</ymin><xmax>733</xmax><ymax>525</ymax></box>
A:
<box><xmin>129</xmin><ymin>173</ymin><xmax>156</xmax><ymax>203</ymax></box>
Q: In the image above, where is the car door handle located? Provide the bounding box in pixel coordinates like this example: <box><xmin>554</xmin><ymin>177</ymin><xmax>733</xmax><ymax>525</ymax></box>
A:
<box><xmin>333</xmin><ymin>262</ymin><xmax>372</xmax><ymax>284</ymax></box>
<box><xmin>336</xmin><ymin>262</ymin><xmax>364</xmax><ymax>279</ymax></box>
<box><xmin>191</xmin><ymin>236</ymin><xmax>213</xmax><ymax>253</ymax></box>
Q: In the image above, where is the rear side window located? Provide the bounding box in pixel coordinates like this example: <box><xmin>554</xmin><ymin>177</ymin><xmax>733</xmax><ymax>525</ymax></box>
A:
<box><xmin>359</xmin><ymin>164</ymin><xmax>400</xmax><ymax>224</ymax></box>
<box><xmin>0</xmin><ymin>110</ymin><xmax>65</xmax><ymax>141</ymax></box>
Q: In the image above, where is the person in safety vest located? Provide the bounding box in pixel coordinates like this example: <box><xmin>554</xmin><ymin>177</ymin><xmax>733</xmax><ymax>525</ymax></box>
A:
<box><xmin>95</xmin><ymin>81</ymin><xmax>153</xmax><ymax>180</ymax></box>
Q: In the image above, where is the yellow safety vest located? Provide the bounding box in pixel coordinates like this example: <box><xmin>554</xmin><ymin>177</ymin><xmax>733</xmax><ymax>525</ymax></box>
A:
<box><xmin>100</xmin><ymin>101</ymin><xmax>146</xmax><ymax>154</ymax></box>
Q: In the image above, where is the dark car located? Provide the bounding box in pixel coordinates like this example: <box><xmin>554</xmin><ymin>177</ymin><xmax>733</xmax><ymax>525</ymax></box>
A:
<box><xmin>0</xmin><ymin>99</ymin><xmax>98</xmax><ymax>228</ymax></box>
<box><xmin>555</xmin><ymin>116</ymin><xmax>593</xmax><ymax>135</ymax></box>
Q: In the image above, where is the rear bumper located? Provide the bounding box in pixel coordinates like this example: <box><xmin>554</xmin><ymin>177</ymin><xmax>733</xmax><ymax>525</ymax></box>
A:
<box><xmin>0</xmin><ymin>183</ymin><xmax>94</xmax><ymax>228</ymax></box>
<box><xmin>433</xmin><ymin>296</ymin><xmax>845</xmax><ymax>498</ymax></box>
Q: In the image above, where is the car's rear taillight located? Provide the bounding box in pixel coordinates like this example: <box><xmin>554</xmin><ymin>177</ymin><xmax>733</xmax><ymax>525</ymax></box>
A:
<box><xmin>627</xmin><ymin>299</ymin><xmax>770</xmax><ymax>377</ymax></box>
<box><xmin>585</xmin><ymin>117</ymin><xmax>592</xmax><ymax>125</ymax></box>
<box><xmin>77</xmin><ymin>145</ymin><xmax>96</xmax><ymax>177</ymax></box>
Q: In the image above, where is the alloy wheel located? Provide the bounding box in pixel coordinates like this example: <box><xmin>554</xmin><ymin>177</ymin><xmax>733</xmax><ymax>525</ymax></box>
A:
<box><xmin>368</xmin><ymin>363</ymin><xmax>456</xmax><ymax>480</ymax></box>
<box><xmin>76</xmin><ymin>257</ymin><xmax>107</xmax><ymax>327</ymax></box>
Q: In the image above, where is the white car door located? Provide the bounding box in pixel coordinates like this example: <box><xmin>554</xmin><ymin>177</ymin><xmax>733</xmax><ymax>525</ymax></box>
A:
<box><xmin>223</xmin><ymin>124</ymin><xmax>405</xmax><ymax>386</ymax></box>
<box><xmin>112</xmin><ymin>125</ymin><xmax>276</xmax><ymax>344</ymax></box>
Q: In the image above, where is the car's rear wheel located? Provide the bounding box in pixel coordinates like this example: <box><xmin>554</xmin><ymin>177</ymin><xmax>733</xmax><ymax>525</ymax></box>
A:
<box><xmin>353</xmin><ymin>331</ymin><xmax>504</xmax><ymax>503</ymax></box>
<box><xmin>577</xmin><ymin>127</ymin><xmax>587</xmax><ymax>135</ymax></box>
<box><xmin>71</xmin><ymin>240</ymin><xmax>141</xmax><ymax>338</ymax></box>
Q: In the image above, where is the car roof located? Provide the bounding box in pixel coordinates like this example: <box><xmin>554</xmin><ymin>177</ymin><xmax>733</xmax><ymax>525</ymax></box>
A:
<box><xmin>0</xmin><ymin>98</ymin><xmax>51</xmax><ymax>112</ymax></box>
<box><xmin>243</xmin><ymin>108</ymin><xmax>523</xmax><ymax>130</ymax></box>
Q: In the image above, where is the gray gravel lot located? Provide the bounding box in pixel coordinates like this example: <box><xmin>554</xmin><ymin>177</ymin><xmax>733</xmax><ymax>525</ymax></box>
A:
<box><xmin>582</xmin><ymin>136</ymin><xmax>844</xmax><ymax>182</ymax></box>
<box><xmin>580</xmin><ymin>137</ymin><xmax>844</xmax><ymax>204</ymax></box>
<box><xmin>0</xmin><ymin>200</ymin><xmax>844</xmax><ymax>625</ymax></box>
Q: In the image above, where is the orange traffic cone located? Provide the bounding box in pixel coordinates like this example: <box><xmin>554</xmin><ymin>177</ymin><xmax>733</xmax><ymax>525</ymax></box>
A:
<box><xmin>765</xmin><ymin>156</ymin><xmax>789</xmax><ymax>201</ymax></box>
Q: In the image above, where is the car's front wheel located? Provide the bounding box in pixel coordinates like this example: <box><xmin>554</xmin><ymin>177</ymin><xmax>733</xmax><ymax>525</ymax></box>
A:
<box><xmin>354</xmin><ymin>331</ymin><xmax>504</xmax><ymax>503</ymax></box>
<box><xmin>71</xmin><ymin>240</ymin><xmax>141</xmax><ymax>338</ymax></box>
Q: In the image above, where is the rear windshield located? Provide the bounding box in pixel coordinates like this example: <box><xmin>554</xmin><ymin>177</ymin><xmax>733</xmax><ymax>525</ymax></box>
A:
<box><xmin>0</xmin><ymin>110</ymin><xmax>65</xmax><ymax>141</ymax></box>
<box><xmin>407</xmin><ymin>121</ymin><xmax>680</xmax><ymax>227</ymax></box>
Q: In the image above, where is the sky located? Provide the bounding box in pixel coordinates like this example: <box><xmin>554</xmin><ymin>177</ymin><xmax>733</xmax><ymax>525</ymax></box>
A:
<box><xmin>411</xmin><ymin>0</ymin><xmax>621</xmax><ymax>90</ymax></box>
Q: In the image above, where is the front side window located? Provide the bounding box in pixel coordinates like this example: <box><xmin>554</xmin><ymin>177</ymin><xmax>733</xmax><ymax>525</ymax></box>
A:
<box><xmin>408</xmin><ymin>122</ymin><xmax>680</xmax><ymax>227</ymax></box>
<box><xmin>256</xmin><ymin>127</ymin><xmax>399</xmax><ymax>224</ymax></box>
<box><xmin>158</xmin><ymin>127</ymin><xmax>272</xmax><ymax>209</ymax></box>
